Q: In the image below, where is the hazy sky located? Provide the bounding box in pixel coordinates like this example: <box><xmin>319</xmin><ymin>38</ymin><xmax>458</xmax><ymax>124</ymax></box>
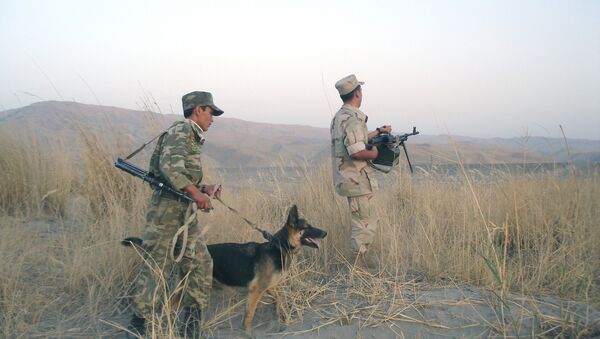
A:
<box><xmin>1</xmin><ymin>0</ymin><xmax>599</xmax><ymax>139</ymax></box>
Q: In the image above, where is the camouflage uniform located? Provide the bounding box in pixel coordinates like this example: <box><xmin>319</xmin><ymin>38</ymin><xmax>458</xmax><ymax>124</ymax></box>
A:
<box><xmin>330</xmin><ymin>104</ymin><xmax>379</xmax><ymax>256</ymax></box>
<box><xmin>132</xmin><ymin>119</ymin><xmax>213</xmax><ymax>318</ymax></box>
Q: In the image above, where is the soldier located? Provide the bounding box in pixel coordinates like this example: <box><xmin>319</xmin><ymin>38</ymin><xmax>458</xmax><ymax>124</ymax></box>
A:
<box><xmin>129</xmin><ymin>91</ymin><xmax>224</xmax><ymax>338</ymax></box>
<box><xmin>330</xmin><ymin>74</ymin><xmax>392</xmax><ymax>267</ymax></box>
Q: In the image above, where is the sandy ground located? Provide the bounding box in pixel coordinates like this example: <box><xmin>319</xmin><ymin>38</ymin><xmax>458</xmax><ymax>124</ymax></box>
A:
<box><xmin>202</xmin><ymin>282</ymin><xmax>599</xmax><ymax>338</ymax></box>
<box><xmin>98</xmin><ymin>271</ymin><xmax>599</xmax><ymax>339</ymax></box>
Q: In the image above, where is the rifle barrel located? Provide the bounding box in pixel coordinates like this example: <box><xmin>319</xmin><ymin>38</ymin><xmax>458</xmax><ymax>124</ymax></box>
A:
<box><xmin>114</xmin><ymin>158</ymin><xmax>194</xmax><ymax>203</ymax></box>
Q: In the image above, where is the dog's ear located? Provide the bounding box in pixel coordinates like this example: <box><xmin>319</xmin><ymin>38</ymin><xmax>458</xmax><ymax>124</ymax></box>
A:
<box><xmin>286</xmin><ymin>205</ymin><xmax>299</xmax><ymax>228</ymax></box>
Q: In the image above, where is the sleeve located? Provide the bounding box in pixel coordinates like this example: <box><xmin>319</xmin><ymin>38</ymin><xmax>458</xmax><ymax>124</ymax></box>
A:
<box><xmin>159</xmin><ymin>123</ymin><xmax>194</xmax><ymax>190</ymax></box>
<box><xmin>343</xmin><ymin>118</ymin><xmax>367</xmax><ymax>155</ymax></box>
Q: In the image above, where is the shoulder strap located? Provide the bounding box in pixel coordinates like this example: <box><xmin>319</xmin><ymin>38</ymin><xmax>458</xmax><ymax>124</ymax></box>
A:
<box><xmin>123</xmin><ymin>121</ymin><xmax>182</xmax><ymax>160</ymax></box>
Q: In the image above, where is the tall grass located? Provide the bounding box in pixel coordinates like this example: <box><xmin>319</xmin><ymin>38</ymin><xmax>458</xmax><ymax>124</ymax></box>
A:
<box><xmin>0</xmin><ymin>128</ymin><xmax>598</xmax><ymax>337</ymax></box>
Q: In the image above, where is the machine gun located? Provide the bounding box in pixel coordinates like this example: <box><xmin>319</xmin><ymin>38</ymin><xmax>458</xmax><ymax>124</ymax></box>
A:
<box><xmin>114</xmin><ymin>158</ymin><xmax>194</xmax><ymax>203</ymax></box>
<box><xmin>367</xmin><ymin>127</ymin><xmax>419</xmax><ymax>173</ymax></box>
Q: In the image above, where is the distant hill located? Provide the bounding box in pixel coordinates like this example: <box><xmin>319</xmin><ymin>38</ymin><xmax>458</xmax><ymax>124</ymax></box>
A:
<box><xmin>1</xmin><ymin>101</ymin><xmax>599</xmax><ymax>167</ymax></box>
<box><xmin>0</xmin><ymin>101</ymin><xmax>329</xmax><ymax>168</ymax></box>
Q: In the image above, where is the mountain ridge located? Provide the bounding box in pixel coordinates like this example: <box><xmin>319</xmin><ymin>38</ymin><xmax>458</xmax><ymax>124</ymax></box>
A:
<box><xmin>1</xmin><ymin>101</ymin><xmax>598</xmax><ymax>167</ymax></box>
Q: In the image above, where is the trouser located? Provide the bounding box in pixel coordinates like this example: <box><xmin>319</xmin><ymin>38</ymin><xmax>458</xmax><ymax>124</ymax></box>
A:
<box><xmin>132</xmin><ymin>193</ymin><xmax>213</xmax><ymax>318</ymax></box>
<box><xmin>347</xmin><ymin>193</ymin><xmax>379</xmax><ymax>256</ymax></box>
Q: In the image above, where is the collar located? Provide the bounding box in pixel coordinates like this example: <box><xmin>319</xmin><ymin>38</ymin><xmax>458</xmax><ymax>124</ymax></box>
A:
<box><xmin>271</xmin><ymin>227</ymin><xmax>294</xmax><ymax>253</ymax></box>
<box><xmin>342</xmin><ymin>104</ymin><xmax>367</xmax><ymax>122</ymax></box>
<box><xmin>188</xmin><ymin>119</ymin><xmax>205</xmax><ymax>134</ymax></box>
<box><xmin>187</xmin><ymin>119</ymin><xmax>206</xmax><ymax>144</ymax></box>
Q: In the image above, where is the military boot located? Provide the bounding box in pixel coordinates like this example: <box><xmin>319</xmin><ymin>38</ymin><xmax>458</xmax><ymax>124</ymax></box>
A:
<box><xmin>180</xmin><ymin>306</ymin><xmax>201</xmax><ymax>339</ymax></box>
<box><xmin>127</xmin><ymin>313</ymin><xmax>146</xmax><ymax>337</ymax></box>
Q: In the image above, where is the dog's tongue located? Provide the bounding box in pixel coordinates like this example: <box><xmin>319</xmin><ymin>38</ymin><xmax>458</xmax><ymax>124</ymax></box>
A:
<box><xmin>306</xmin><ymin>238</ymin><xmax>321</xmax><ymax>249</ymax></box>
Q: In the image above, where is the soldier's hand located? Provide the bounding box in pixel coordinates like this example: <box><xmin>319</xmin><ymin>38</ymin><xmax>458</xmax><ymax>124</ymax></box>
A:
<box><xmin>184</xmin><ymin>184</ymin><xmax>213</xmax><ymax>212</ymax></box>
<box><xmin>195</xmin><ymin>194</ymin><xmax>213</xmax><ymax>212</ymax></box>
<box><xmin>379</xmin><ymin>125</ymin><xmax>392</xmax><ymax>134</ymax></box>
<box><xmin>204</xmin><ymin>184</ymin><xmax>223</xmax><ymax>199</ymax></box>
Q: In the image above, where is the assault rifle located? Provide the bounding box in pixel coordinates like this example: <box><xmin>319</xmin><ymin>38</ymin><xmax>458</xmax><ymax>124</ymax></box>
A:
<box><xmin>114</xmin><ymin>158</ymin><xmax>194</xmax><ymax>203</ymax></box>
<box><xmin>367</xmin><ymin>127</ymin><xmax>419</xmax><ymax>173</ymax></box>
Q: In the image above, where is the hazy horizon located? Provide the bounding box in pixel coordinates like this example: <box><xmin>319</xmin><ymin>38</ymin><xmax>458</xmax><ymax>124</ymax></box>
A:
<box><xmin>1</xmin><ymin>0</ymin><xmax>599</xmax><ymax>140</ymax></box>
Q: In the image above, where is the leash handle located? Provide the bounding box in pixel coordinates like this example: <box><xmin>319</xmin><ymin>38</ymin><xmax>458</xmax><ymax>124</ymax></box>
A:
<box><xmin>170</xmin><ymin>204</ymin><xmax>197</xmax><ymax>262</ymax></box>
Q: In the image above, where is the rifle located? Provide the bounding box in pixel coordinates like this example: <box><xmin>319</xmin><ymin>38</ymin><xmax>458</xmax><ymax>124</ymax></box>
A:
<box><xmin>367</xmin><ymin>127</ymin><xmax>419</xmax><ymax>173</ymax></box>
<box><xmin>114</xmin><ymin>158</ymin><xmax>194</xmax><ymax>203</ymax></box>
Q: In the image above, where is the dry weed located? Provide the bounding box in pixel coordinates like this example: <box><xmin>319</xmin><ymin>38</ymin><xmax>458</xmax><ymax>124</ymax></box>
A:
<box><xmin>0</xmin><ymin>129</ymin><xmax>598</xmax><ymax>337</ymax></box>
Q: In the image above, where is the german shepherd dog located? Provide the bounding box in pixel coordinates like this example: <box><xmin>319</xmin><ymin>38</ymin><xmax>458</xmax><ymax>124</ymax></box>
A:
<box><xmin>123</xmin><ymin>205</ymin><xmax>327</xmax><ymax>335</ymax></box>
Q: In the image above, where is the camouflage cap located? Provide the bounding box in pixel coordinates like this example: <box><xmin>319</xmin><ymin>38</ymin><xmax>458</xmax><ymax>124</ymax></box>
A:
<box><xmin>181</xmin><ymin>91</ymin><xmax>224</xmax><ymax>116</ymax></box>
<box><xmin>335</xmin><ymin>74</ymin><xmax>365</xmax><ymax>96</ymax></box>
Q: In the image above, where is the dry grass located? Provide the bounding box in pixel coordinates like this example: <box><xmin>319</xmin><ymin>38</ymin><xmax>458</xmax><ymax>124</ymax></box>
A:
<box><xmin>0</xmin><ymin>128</ymin><xmax>598</xmax><ymax>338</ymax></box>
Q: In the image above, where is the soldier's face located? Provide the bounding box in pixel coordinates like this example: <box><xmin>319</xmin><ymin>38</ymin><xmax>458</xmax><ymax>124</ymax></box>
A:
<box><xmin>356</xmin><ymin>87</ymin><xmax>363</xmax><ymax>107</ymax></box>
<box><xmin>194</xmin><ymin>106</ymin><xmax>214</xmax><ymax>131</ymax></box>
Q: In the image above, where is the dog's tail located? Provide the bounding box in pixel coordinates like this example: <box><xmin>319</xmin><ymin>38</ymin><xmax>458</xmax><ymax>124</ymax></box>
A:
<box><xmin>122</xmin><ymin>237</ymin><xmax>144</xmax><ymax>248</ymax></box>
